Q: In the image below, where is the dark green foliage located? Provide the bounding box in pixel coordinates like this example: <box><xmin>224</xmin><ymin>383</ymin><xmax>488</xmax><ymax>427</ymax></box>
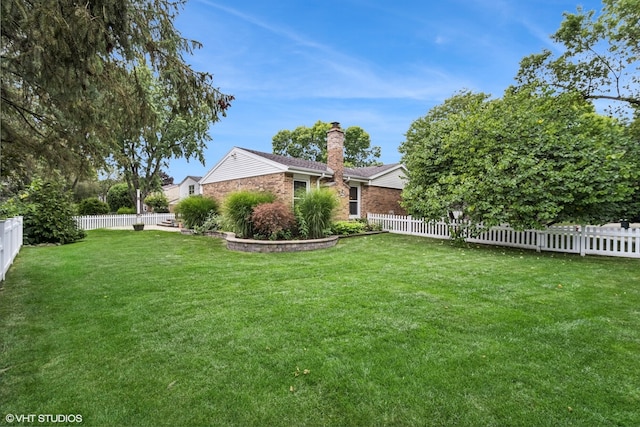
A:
<box><xmin>296</xmin><ymin>188</ymin><xmax>338</xmax><ymax>239</ymax></box>
<box><xmin>144</xmin><ymin>193</ymin><xmax>169</xmax><ymax>213</ymax></box>
<box><xmin>78</xmin><ymin>198</ymin><xmax>109</xmax><ymax>215</ymax></box>
<box><xmin>331</xmin><ymin>220</ymin><xmax>367</xmax><ymax>235</ymax></box>
<box><xmin>400</xmin><ymin>89</ymin><xmax>640</xmax><ymax>231</ymax></box>
<box><xmin>107</xmin><ymin>183</ymin><xmax>134</xmax><ymax>212</ymax></box>
<box><xmin>72</xmin><ymin>181</ymin><xmax>101</xmax><ymax>202</ymax></box>
<box><xmin>193</xmin><ymin>212</ymin><xmax>222</xmax><ymax>235</ymax></box>
<box><xmin>272</xmin><ymin>120</ymin><xmax>381</xmax><ymax>166</ymax></box>
<box><xmin>3</xmin><ymin>180</ymin><xmax>85</xmax><ymax>245</ymax></box>
<box><xmin>516</xmin><ymin>0</ymin><xmax>639</xmax><ymax>114</ymax></box>
<box><xmin>330</xmin><ymin>220</ymin><xmax>381</xmax><ymax>235</ymax></box>
<box><xmin>223</xmin><ymin>191</ymin><xmax>276</xmax><ymax>238</ymax></box>
<box><xmin>294</xmin><ymin>206</ymin><xmax>308</xmax><ymax>239</ymax></box>
<box><xmin>175</xmin><ymin>196</ymin><xmax>219</xmax><ymax>230</ymax></box>
<box><xmin>1</xmin><ymin>0</ymin><xmax>233</xmax><ymax>181</ymax></box>
<box><xmin>251</xmin><ymin>202</ymin><xmax>296</xmax><ymax>240</ymax></box>
<box><xmin>116</xmin><ymin>207</ymin><xmax>136</xmax><ymax>215</ymax></box>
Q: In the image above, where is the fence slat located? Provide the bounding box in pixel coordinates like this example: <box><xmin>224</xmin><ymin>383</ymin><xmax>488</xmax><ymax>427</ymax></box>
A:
<box><xmin>1</xmin><ymin>216</ymin><xmax>24</xmax><ymax>281</ymax></box>
<box><xmin>73</xmin><ymin>213</ymin><xmax>176</xmax><ymax>231</ymax></box>
<box><xmin>367</xmin><ymin>213</ymin><xmax>639</xmax><ymax>259</ymax></box>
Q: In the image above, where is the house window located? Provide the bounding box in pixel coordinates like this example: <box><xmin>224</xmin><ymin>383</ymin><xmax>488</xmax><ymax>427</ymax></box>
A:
<box><xmin>188</xmin><ymin>185</ymin><xmax>195</xmax><ymax>195</ymax></box>
<box><xmin>293</xmin><ymin>180</ymin><xmax>308</xmax><ymax>205</ymax></box>
<box><xmin>349</xmin><ymin>186</ymin><xmax>360</xmax><ymax>218</ymax></box>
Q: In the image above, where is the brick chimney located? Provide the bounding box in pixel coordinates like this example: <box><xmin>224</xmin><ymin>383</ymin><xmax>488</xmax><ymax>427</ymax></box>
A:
<box><xmin>326</xmin><ymin>121</ymin><xmax>344</xmax><ymax>184</ymax></box>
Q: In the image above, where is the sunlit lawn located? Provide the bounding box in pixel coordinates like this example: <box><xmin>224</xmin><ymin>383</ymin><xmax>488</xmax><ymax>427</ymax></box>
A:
<box><xmin>1</xmin><ymin>230</ymin><xmax>639</xmax><ymax>426</ymax></box>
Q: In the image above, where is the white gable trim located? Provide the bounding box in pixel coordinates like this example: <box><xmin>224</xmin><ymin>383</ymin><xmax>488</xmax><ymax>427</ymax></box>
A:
<box><xmin>200</xmin><ymin>147</ymin><xmax>288</xmax><ymax>184</ymax></box>
<box><xmin>367</xmin><ymin>165</ymin><xmax>407</xmax><ymax>190</ymax></box>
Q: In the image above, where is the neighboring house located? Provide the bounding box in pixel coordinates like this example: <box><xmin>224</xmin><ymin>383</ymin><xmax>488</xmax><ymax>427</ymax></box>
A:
<box><xmin>163</xmin><ymin>176</ymin><xmax>202</xmax><ymax>211</ymax></box>
<box><xmin>199</xmin><ymin>122</ymin><xmax>407</xmax><ymax>220</ymax></box>
<box><xmin>162</xmin><ymin>183</ymin><xmax>180</xmax><ymax>209</ymax></box>
<box><xmin>178</xmin><ymin>176</ymin><xmax>202</xmax><ymax>199</ymax></box>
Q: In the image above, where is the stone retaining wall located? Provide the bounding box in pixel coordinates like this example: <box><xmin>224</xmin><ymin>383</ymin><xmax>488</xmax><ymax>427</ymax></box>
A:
<box><xmin>226</xmin><ymin>235</ymin><xmax>339</xmax><ymax>253</ymax></box>
<box><xmin>202</xmin><ymin>231</ymin><xmax>340</xmax><ymax>253</ymax></box>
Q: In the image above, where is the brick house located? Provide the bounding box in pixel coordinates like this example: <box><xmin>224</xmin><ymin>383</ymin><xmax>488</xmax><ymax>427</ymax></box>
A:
<box><xmin>199</xmin><ymin>122</ymin><xmax>407</xmax><ymax>220</ymax></box>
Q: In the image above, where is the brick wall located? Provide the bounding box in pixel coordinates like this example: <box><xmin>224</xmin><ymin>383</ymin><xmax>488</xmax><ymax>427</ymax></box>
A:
<box><xmin>202</xmin><ymin>173</ymin><xmax>321</xmax><ymax>207</ymax></box>
<box><xmin>201</xmin><ymin>172</ymin><xmax>405</xmax><ymax>219</ymax></box>
<box><xmin>360</xmin><ymin>186</ymin><xmax>407</xmax><ymax>216</ymax></box>
<box><xmin>202</xmin><ymin>173</ymin><xmax>288</xmax><ymax>204</ymax></box>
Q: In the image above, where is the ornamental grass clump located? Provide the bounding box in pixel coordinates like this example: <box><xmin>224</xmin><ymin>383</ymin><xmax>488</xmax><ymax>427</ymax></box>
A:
<box><xmin>175</xmin><ymin>195</ymin><xmax>219</xmax><ymax>230</ymax></box>
<box><xmin>223</xmin><ymin>191</ymin><xmax>276</xmax><ymax>238</ymax></box>
<box><xmin>297</xmin><ymin>188</ymin><xmax>338</xmax><ymax>239</ymax></box>
<box><xmin>251</xmin><ymin>202</ymin><xmax>296</xmax><ymax>240</ymax></box>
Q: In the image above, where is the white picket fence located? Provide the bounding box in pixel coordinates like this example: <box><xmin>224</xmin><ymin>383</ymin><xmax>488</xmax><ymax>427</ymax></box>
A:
<box><xmin>368</xmin><ymin>214</ymin><xmax>640</xmax><ymax>259</ymax></box>
<box><xmin>1</xmin><ymin>216</ymin><xmax>24</xmax><ymax>281</ymax></box>
<box><xmin>74</xmin><ymin>213</ymin><xmax>176</xmax><ymax>230</ymax></box>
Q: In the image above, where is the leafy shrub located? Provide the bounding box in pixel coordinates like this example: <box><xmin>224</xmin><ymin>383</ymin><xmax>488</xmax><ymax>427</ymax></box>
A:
<box><xmin>331</xmin><ymin>220</ymin><xmax>368</xmax><ymax>235</ymax></box>
<box><xmin>107</xmin><ymin>183</ymin><xmax>133</xmax><ymax>212</ymax></box>
<box><xmin>223</xmin><ymin>191</ymin><xmax>276</xmax><ymax>238</ymax></box>
<box><xmin>193</xmin><ymin>212</ymin><xmax>223</xmax><ymax>235</ymax></box>
<box><xmin>5</xmin><ymin>179</ymin><xmax>86</xmax><ymax>245</ymax></box>
<box><xmin>331</xmin><ymin>219</ymin><xmax>382</xmax><ymax>235</ymax></box>
<box><xmin>251</xmin><ymin>202</ymin><xmax>296</xmax><ymax>240</ymax></box>
<box><xmin>294</xmin><ymin>206</ymin><xmax>308</xmax><ymax>239</ymax></box>
<box><xmin>117</xmin><ymin>207</ymin><xmax>136</xmax><ymax>215</ymax></box>
<box><xmin>78</xmin><ymin>198</ymin><xmax>109</xmax><ymax>215</ymax></box>
<box><xmin>296</xmin><ymin>188</ymin><xmax>338</xmax><ymax>239</ymax></box>
<box><xmin>144</xmin><ymin>192</ymin><xmax>169</xmax><ymax>213</ymax></box>
<box><xmin>175</xmin><ymin>195</ymin><xmax>219</xmax><ymax>229</ymax></box>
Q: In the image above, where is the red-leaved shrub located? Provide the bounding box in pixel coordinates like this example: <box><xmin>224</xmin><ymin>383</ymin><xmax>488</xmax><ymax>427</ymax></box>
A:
<box><xmin>250</xmin><ymin>202</ymin><xmax>296</xmax><ymax>239</ymax></box>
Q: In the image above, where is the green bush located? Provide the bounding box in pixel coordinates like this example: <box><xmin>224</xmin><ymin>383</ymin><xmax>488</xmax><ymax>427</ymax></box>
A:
<box><xmin>4</xmin><ymin>179</ymin><xmax>86</xmax><ymax>245</ymax></box>
<box><xmin>175</xmin><ymin>195</ymin><xmax>219</xmax><ymax>229</ymax></box>
<box><xmin>78</xmin><ymin>198</ymin><xmax>109</xmax><ymax>215</ymax></box>
<box><xmin>331</xmin><ymin>220</ymin><xmax>367</xmax><ymax>235</ymax></box>
<box><xmin>297</xmin><ymin>188</ymin><xmax>339</xmax><ymax>239</ymax></box>
<box><xmin>331</xmin><ymin>219</ymin><xmax>382</xmax><ymax>235</ymax></box>
<box><xmin>116</xmin><ymin>207</ymin><xmax>136</xmax><ymax>215</ymax></box>
<box><xmin>107</xmin><ymin>183</ymin><xmax>133</xmax><ymax>212</ymax></box>
<box><xmin>251</xmin><ymin>202</ymin><xmax>296</xmax><ymax>240</ymax></box>
<box><xmin>223</xmin><ymin>191</ymin><xmax>276</xmax><ymax>238</ymax></box>
<box><xmin>193</xmin><ymin>212</ymin><xmax>223</xmax><ymax>235</ymax></box>
<box><xmin>144</xmin><ymin>193</ymin><xmax>169</xmax><ymax>213</ymax></box>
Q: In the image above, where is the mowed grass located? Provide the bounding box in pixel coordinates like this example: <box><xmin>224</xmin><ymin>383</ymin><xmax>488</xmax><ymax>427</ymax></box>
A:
<box><xmin>1</xmin><ymin>230</ymin><xmax>639</xmax><ymax>426</ymax></box>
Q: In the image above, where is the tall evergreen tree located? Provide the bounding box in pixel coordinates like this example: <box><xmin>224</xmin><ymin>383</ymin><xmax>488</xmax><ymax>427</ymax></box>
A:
<box><xmin>1</xmin><ymin>0</ymin><xmax>232</xmax><ymax>184</ymax></box>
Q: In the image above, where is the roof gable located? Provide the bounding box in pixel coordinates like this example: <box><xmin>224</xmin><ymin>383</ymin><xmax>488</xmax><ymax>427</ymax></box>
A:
<box><xmin>200</xmin><ymin>147</ymin><xmax>288</xmax><ymax>184</ymax></box>
<box><xmin>243</xmin><ymin>149</ymin><xmax>330</xmax><ymax>174</ymax></box>
<box><xmin>200</xmin><ymin>146</ymin><xmax>406</xmax><ymax>189</ymax></box>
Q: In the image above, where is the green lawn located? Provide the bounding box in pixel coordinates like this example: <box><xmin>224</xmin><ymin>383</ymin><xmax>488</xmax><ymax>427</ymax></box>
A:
<box><xmin>1</xmin><ymin>230</ymin><xmax>639</xmax><ymax>426</ymax></box>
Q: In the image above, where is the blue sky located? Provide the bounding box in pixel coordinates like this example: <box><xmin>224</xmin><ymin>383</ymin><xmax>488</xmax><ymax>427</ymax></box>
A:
<box><xmin>167</xmin><ymin>0</ymin><xmax>603</xmax><ymax>182</ymax></box>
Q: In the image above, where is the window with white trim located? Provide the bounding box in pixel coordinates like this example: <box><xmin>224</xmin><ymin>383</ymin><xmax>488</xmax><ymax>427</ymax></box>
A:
<box><xmin>349</xmin><ymin>185</ymin><xmax>360</xmax><ymax>218</ymax></box>
<box><xmin>293</xmin><ymin>180</ymin><xmax>308</xmax><ymax>206</ymax></box>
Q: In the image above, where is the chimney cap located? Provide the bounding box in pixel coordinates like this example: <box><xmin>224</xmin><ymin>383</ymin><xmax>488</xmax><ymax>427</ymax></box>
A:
<box><xmin>330</xmin><ymin>121</ymin><xmax>340</xmax><ymax>129</ymax></box>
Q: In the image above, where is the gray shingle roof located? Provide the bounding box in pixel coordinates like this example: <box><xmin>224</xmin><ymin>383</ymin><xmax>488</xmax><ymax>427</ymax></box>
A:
<box><xmin>243</xmin><ymin>148</ymin><xmax>329</xmax><ymax>173</ymax></box>
<box><xmin>344</xmin><ymin>164</ymin><xmax>401</xmax><ymax>179</ymax></box>
<box><xmin>242</xmin><ymin>148</ymin><xmax>401</xmax><ymax>179</ymax></box>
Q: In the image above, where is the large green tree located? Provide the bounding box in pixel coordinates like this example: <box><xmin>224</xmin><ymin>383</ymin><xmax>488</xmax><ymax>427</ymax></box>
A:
<box><xmin>400</xmin><ymin>89</ymin><xmax>640</xmax><ymax>231</ymax></box>
<box><xmin>516</xmin><ymin>0</ymin><xmax>639</xmax><ymax>114</ymax></box>
<box><xmin>110</xmin><ymin>65</ymin><xmax>215</xmax><ymax>212</ymax></box>
<box><xmin>1</xmin><ymin>0</ymin><xmax>232</xmax><ymax>185</ymax></box>
<box><xmin>272</xmin><ymin>121</ymin><xmax>381</xmax><ymax>167</ymax></box>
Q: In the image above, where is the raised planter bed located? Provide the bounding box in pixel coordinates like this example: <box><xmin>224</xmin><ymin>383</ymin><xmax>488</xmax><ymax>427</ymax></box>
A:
<box><xmin>227</xmin><ymin>235</ymin><xmax>339</xmax><ymax>253</ymax></box>
<box><xmin>203</xmin><ymin>231</ymin><xmax>339</xmax><ymax>253</ymax></box>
